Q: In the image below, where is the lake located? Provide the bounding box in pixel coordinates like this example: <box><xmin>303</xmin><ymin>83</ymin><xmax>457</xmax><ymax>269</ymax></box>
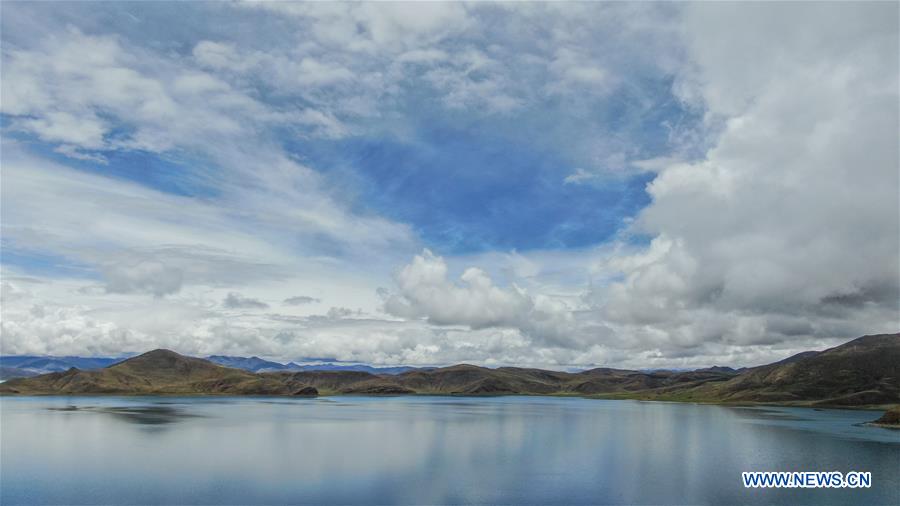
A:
<box><xmin>1</xmin><ymin>396</ymin><xmax>897</xmax><ymax>505</ymax></box>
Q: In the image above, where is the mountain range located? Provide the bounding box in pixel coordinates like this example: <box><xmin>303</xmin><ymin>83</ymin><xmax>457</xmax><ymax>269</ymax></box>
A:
<box><xmin>204</xmin><ymin>355</ymin><xmax>423</xmax><ymax>375</ymax></box>
<box><xmin>0</xmin><ymin>356</ymin><xmax>124</xmax><ymax>380</ymax></box>
<box><xmin>1</xmin><ymin>333</ymin><xmax>897</xmax><ymax>408</ymax></box>
<box><xmin>0</xmin><ymin>354</ymin><xmax>423</xmax><ymax>380</ymax></box>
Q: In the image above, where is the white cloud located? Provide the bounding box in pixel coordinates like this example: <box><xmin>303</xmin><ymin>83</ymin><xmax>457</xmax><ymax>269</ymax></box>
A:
<box><xmin>436</xmin><ymin>48</ymin><xmax>527</xmax><ymax>112</ymax></box>
<box><xmin>546</xmin><ymin>47</ymin><xmax>610</xmax><ymax>95</ymax></box>
<box><xmin>192</xmin><ymin>41</ymin><xmax>251</xmax><ymax>72</ymax></box>
<box><xmin>601</xmin><ymin>2</ymin><xmax>899</xmax><ymax>345</ymax></box>
<box><xmin>19</xmin><ymin>111</ymin><xmax>108</xmax><ymax>149</ymax></box>
<box><xmin>296</xmin><ymin>57</ymin><xmax>355</xmax><ymax>86</ymax></box>
<box><xmin>0</xmin><ymin>27</ymin><xmax>344</xmax><ymax>158</ymax></box>
<box><xmin>563</xmin><ymin>168</ymin><xmax>594</xmax><ymax>185</ymax></box>
<box><xmin>240</xmin><ymin>1</ymin><xmax>472</xmax><ymax>52</ymax></box>
<box><xmin>383</xmin><ymin>250</ymin><xmax>575</xmax><ymax>347</ymax></box>
<box><xmin>0</xmin><ymin>143</ymin><xmax>414</xmax><ymax>299</ymax></box>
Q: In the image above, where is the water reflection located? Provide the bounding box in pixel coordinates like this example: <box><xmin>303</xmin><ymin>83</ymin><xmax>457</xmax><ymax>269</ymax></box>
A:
<box><xmin>729</xmin><ymin>406</ymin><xmax>807</xmax><ymax>421</ymax></box>
<box><xmin>47</xmin><ymin>404</ymin><xmax>202</xmax><ymax>426</ymax></box>
<box><xmin>2</xmin><ymin>397</ymin><xmax>898</xmax><ymax>505</ymax></box>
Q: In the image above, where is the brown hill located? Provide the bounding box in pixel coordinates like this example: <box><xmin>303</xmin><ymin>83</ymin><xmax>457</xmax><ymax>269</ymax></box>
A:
<box><xmin>701</xmin><ymin>333</ymin><xmax>899</xmax><ymax>405</ymax></box>
<box><xmin>629</xmin><ymin>333</ymin><xmax>900</xmax><ymax>405</ymax></box>
<box><xmin>277</xmin><ymin>361</ymin><xmax>740</xmax><ymax>396</ymax></box>
<box><xmin>0</xmin><ymin>349</ymin><xmax>318</xmax><ymax>396</ymax></box>
<box><xmin>1</xmin><ymin>333</ymin><xmax>897</xmax><ymax>406</ymax></box>
<box><xmin>869</xmin><ymin>405</ymin><xmax>900</xmax><ymax>426</ymax></box>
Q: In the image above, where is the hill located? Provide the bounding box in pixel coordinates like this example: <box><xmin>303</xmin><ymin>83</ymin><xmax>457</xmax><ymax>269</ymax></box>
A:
<box><xmin>337</xmin><ymin>364</ymin><xmax>738</xmax><ymax>396</ymax></box>
<box><xmin>216</xmin><ymin>333</ymin><xmax>899</xmax><ymax>404</ymax></box>
<box><xmin>622</xmin><ymin>333</ymin><xmax>900</xmax><ymax>406</ymax></box>
<box><xmin>2</xmin><ymin>334</ymin><xmax>897</xmax><ymax>406</ymax></box>
<box><xmin>0</xmin><ymin>350</ymin><xmax>318</xmax><ymax>396</ymax></box>
<box><xmin>868</xmin><ymin>405</ymin><xmax>900</xmax><ymax>427</ymax></box>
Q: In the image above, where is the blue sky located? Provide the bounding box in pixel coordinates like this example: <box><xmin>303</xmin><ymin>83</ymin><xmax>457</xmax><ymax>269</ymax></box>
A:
<box><xmin>1</xmin><ymin>1</ymin><xmax>690</xmax><ymax>258</ymax></box>
<box><xmin>1</xmin><ymin>2</ymin><xmax>897</xmax><ymax>368</ymax></box>
<box><xmin>293</xmin><ymin>125</ymin><xmax>657</xmax><ymax>253</ymax></box>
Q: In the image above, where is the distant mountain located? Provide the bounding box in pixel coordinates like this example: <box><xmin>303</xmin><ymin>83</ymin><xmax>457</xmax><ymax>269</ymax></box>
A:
<box><xmin>206</xmin><ymin>355</ymin><xmax>423</xmax><ymax>375</ymax></box>
<box><xmin>291</xmin><ymin>363</ymin><xmax>424</xmax><ymax>375</ymax></box>
<box><xmin>2</xmin><ymin>333</ymin><xmax>897</xmax><ymax>407</ymax></box>
<box><xmin>206</xmin><ymin>355</ymin><xmax>291</xmax><ymax>372</ymax></box>
<box><xmin>0</xmin><ymin>350</ymin><xmax>318</xmax><ymax>396</ymax></box>
<box><xmin>695</xmin><ymin>366</ymin><xmax>741</xmax><ymax>374</ymax></box>
<box><xmin>0</xmin><ymin>355</ymin><xmax>124</xmax><ymax>380</ymax></box>
<box><xmin>0</xmin><ymin>366</ymin><xmax>39</xmax><ymax>380</ymax></box>
<box><xmin>0</xmin><ymin>353</ymin><xmax>419</xmax><ymax>380</ymax></box>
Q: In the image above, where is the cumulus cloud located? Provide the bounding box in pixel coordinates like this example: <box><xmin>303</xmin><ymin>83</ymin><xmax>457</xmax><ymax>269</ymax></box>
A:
<box><xmin>383</xmin><ymin>250</ymin><xmax>574</xmax><ymax>346</ymax></box>
<box><xmin>601</xmin><ymin>2</ymin><xmax>899</xmax><ymax>346</ymax></box>
<box><xmin>223</xmin><ymin>292</ymin><xmax>269</xmax><ymax>310</ymax></box>
<box><xmin>0</xmin><ymin>262</ymin><xmax>877</xmax><ymax>370</ymax></box>
<box><xmin>1</xmin><ymin>305</ymin><xmax>146</xmax><ymax>357</ymax></box>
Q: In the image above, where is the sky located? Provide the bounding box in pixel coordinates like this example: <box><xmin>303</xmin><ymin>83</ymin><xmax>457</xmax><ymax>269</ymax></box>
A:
<box><xmin>1</xmin><ymin>1</ymin><xmax>897</xmax><ymax>369</ymax></box>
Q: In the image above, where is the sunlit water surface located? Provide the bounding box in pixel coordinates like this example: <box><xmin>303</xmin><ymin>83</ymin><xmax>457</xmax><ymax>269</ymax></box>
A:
<box><xmin>1</xmin><ymin>396</ymin><xmax>897</xmax><ymax>505</ymax></box>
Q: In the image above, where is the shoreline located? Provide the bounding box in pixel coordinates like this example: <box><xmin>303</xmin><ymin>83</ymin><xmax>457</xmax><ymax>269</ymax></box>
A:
<box><xmin>0</xmin><ymin>391</ymin><xmax>894</xmax><ymax>413</ymax></box>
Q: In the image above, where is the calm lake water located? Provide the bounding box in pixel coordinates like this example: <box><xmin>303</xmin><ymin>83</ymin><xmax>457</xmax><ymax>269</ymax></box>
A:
<box><xmin>1</xmin><ymin>396</ymin><xmax>897</xmax><ymax>505</ymax></box>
